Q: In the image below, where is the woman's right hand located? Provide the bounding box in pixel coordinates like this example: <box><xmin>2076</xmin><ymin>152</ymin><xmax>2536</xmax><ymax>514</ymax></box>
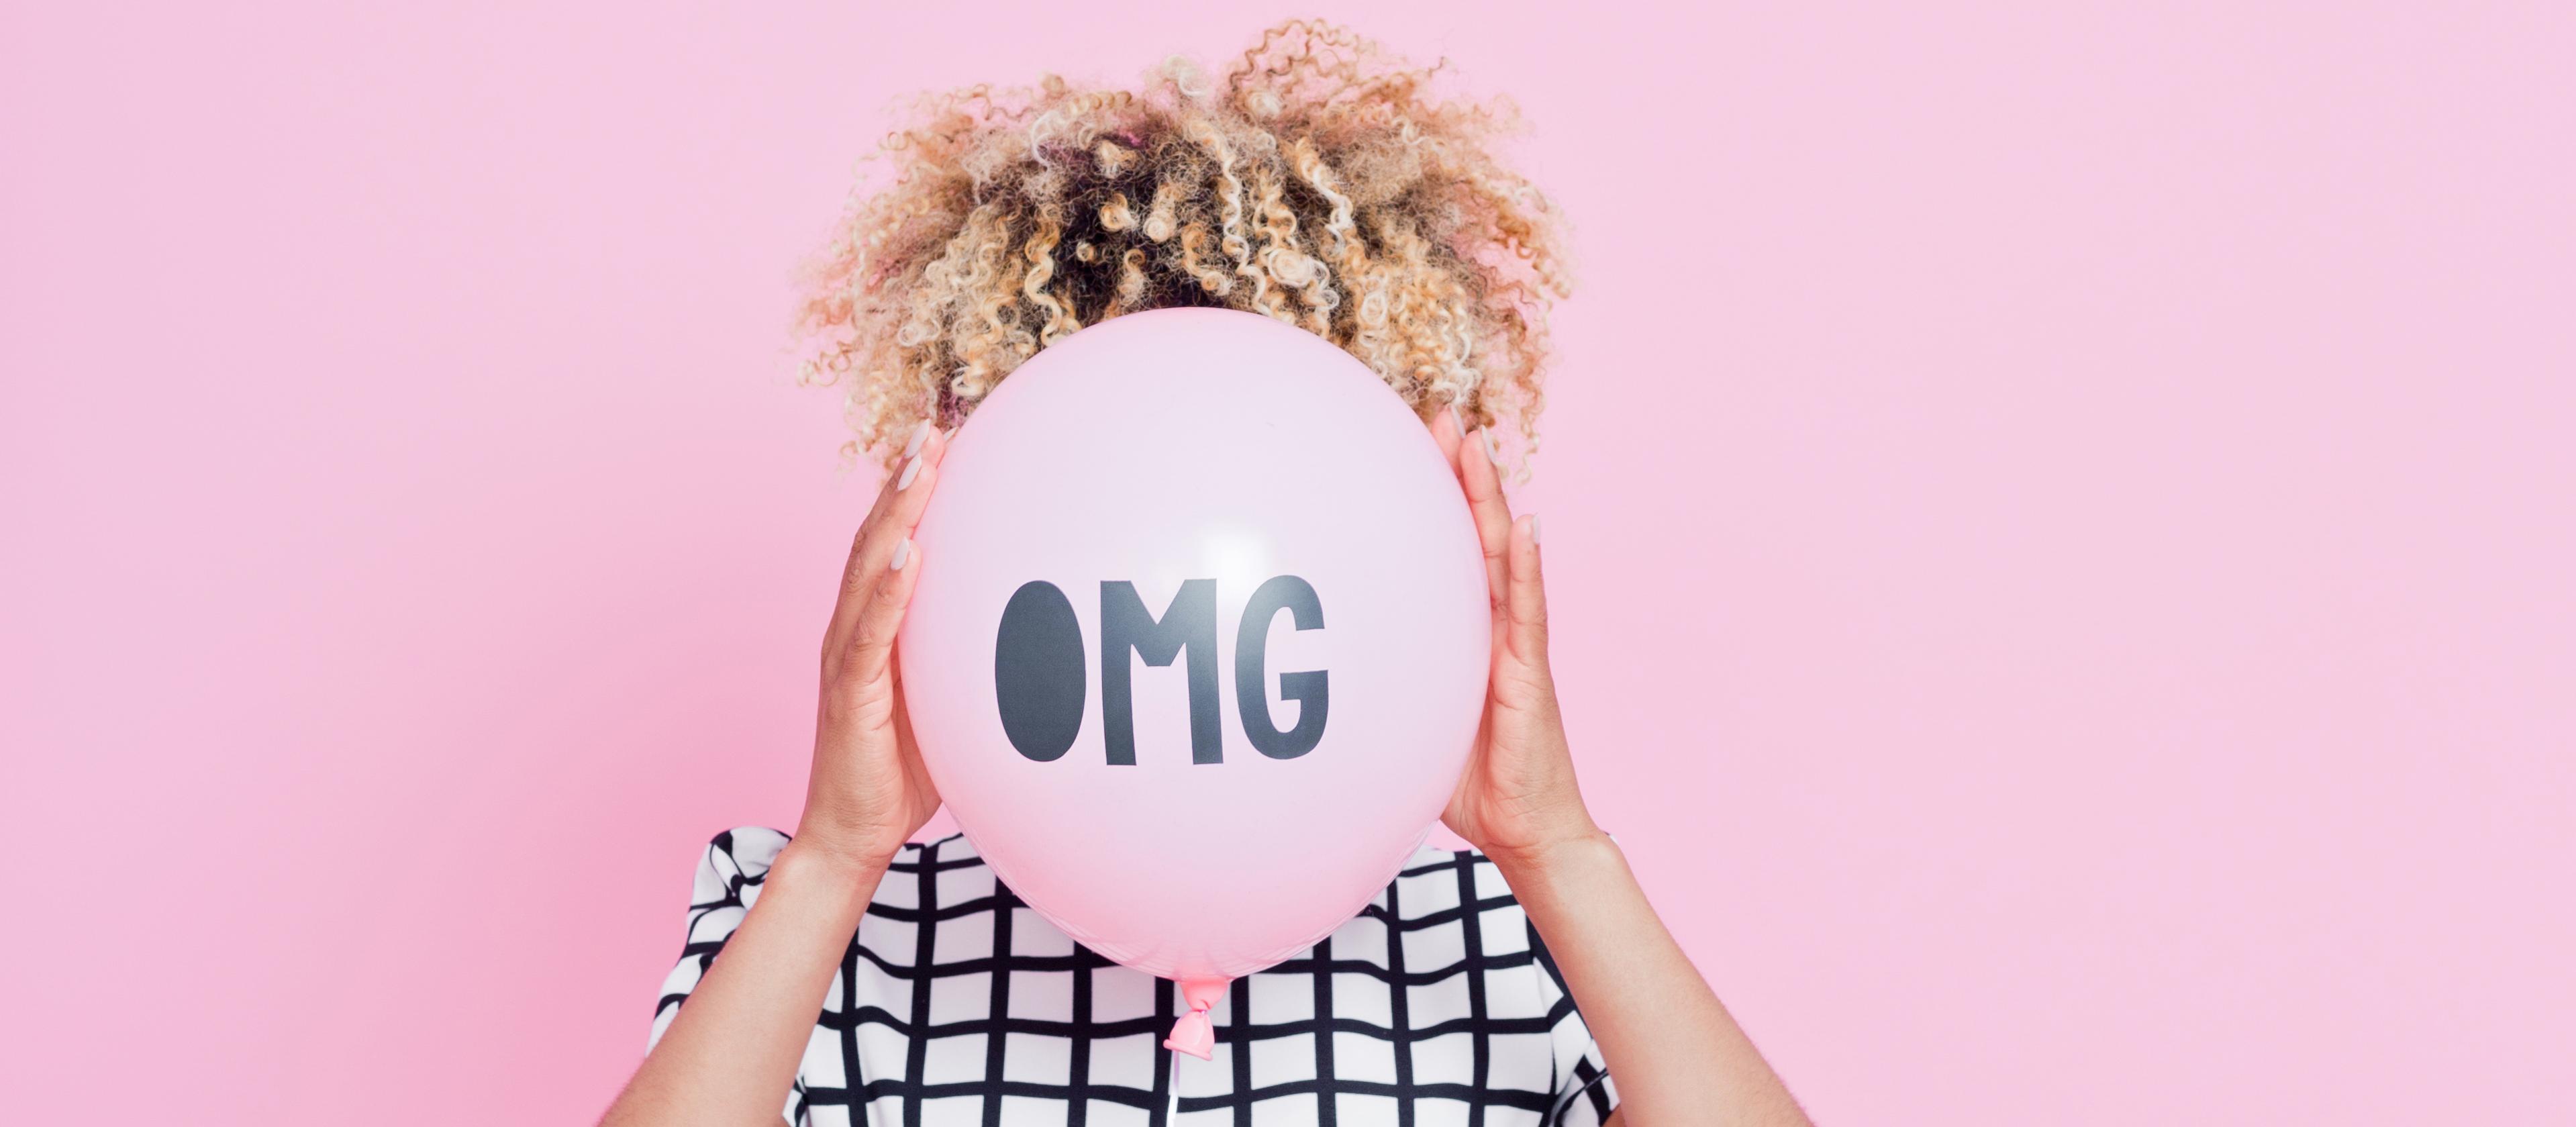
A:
<box><xmin>795</xmin><ymin>419</ymin><xmax>951</xmax><ymax>871</ymax></box>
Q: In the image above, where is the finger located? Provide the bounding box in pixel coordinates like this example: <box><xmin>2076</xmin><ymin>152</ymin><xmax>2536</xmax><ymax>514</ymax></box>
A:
<box><xmin>1456</xmin><ymin>424</ymin><xmax>1514</xmax><ymax>611</ymax></box>
<box><xmin>844</xmin><ymin>536</ymin><xmax>920</xmax><ymax>687</ymax></box>
<box><xmin>1430</xmin><ymin>400</ymin><xmax>1467</xmax><ymax>469</ymax></box>
<box><xmin>825</xmin><ymin>422</ymin><xmax>948</xmax><ymax>660</ymax></box>
<box><xmin>1502</xmin><ymin>513</ymin><xmax>1548</xmax><ymax>665</ymax></box>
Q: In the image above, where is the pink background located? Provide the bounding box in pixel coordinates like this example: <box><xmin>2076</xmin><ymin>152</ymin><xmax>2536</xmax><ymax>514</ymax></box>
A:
<box><xmin>3</xmin><ymin>3</ymin><xmax>2569</xmax><ymax>1124</ymax></box>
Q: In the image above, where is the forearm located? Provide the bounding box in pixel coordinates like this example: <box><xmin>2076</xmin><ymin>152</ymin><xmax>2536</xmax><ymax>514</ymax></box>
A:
<box><xmin>602</xmin><ymin>841</ymin><xmax>883</xmax><ymax>1127</ymax></box>
<box><xmin>1497</xmin><ymin>833</ymin><xmax>1808</xmax><ymax>1127</ymax></box>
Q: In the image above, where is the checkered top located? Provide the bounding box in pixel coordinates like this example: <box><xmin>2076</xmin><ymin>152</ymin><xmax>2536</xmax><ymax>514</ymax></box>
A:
<box><xmin>651</xmin><ymin>827</ymin><xmax>1620</xmax><ymax>1126</ymax></box>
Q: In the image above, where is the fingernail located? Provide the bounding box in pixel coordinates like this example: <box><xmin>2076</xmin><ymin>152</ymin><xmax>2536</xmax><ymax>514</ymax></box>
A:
<box><xmin>1527</xmin><ymin>514</ymin><xmax>1540</xmax><ymax>544</ymax></box>
<box><xmin>897</xmin><ymin>453</ymin><xmax>922</xmax><ymax>491</ymax></box>
<box><xmin>891</xmin><ymin>538</ymin><xmax>912</xmax><ymax>571</ymax></box>
<box><xmin>1446</xmin><ymin>402</ymin><xmax>1463</xmax><ymax>436</ymax></box>
<box><xmin>902</xmin><ymin>419</ymin><xmax>931</xmax><ymax>459</ymax></box>
<box><xmin>1481</xmin><ymin>428</ymin><xmax>1500</xmax><ymax>464</ymax></box>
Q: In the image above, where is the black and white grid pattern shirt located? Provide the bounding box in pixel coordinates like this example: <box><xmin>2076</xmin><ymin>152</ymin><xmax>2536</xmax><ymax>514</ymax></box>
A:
<box><xmin>651</xmin><ymin>828</ymin><xmax>1620</xmax><ymax>1126</ymax></box>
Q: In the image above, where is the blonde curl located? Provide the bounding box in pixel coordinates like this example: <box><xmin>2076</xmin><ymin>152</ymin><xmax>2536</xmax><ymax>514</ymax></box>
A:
<box><xmin>791</xmin><ymin>19</ymin><xmax>1573</xmax><ymax>473</ymax></box>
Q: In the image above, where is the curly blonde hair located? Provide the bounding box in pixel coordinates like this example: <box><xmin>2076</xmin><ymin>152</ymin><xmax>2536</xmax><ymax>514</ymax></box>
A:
<box><xmin>793</xmin><ymin>19</ymin><xmax>1573</xmax><ymax>470</ymax></box>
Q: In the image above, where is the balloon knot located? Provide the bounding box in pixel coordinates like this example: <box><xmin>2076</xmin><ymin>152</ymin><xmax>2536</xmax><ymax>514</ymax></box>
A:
<box><xmin>1162</xmin><ymin>1010</ymin><xmax>1214</xmax><ymax>1059</ymax></box>
<box><xmin>1162</xmin><ymin>977</ymin><xmax>1228</xmax><ymax>1060</ymax></box>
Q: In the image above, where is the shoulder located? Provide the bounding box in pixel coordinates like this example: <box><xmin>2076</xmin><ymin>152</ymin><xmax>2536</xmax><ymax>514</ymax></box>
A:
<box><xmin>651</xmin><ymin>830</ymin><xmax>970</xmax><ymax>1035</ymax></box>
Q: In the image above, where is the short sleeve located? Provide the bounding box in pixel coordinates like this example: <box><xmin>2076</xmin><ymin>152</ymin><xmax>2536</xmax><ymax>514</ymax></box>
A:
<box><xmin>647</xmin><ymin>827</ymin><xmax>805</xmax><ymax>1126</ymax></box>
<box><xmin>1528</xmin><ymin>918</ymin><xmax>1620</xmax><ymax>1126</ymax></box>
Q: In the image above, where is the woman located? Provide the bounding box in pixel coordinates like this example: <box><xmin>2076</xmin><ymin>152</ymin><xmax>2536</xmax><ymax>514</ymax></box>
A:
<box><xmin>603</xmin><ymin>21</ymin><xmax>1807</xmax><ymax>1127</ymax></box>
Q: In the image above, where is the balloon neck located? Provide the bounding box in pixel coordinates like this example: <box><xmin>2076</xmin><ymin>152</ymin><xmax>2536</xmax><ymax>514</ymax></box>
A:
<box><xmin>1161</xmin><ymin>977</ymin><xmax>1228</xmax><ymax>1061</ymax></box>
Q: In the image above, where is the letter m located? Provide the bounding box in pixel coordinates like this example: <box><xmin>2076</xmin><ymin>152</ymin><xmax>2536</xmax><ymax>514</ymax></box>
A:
<box><xmin>1099</xmin><ymin>579</ymin><xmax>1222</xmax><ymax>765</ymax></box>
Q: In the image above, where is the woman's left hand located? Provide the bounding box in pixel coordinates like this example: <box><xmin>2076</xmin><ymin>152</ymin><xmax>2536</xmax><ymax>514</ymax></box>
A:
<box><xmin>1430</xmin><ymin>407</ymin><xmax>1606</xmax><ymax>871</ymax></box>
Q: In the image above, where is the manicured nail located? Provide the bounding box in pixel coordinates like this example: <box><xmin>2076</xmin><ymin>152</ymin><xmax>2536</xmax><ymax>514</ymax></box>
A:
<box><xmin>897</xmin><ymin>453</ymin><xmax>922</xmax><ymax>491</ymax></box>
<box><xmin>1527</xmin><ymin>514</ymin><xmax>1540</xmax><ymax>544</ymax></box>
<box><xmin>1481</xmin><ymin>428</ymin><xmax>1500</xmax><ymax>464</ymax></box>
<box><xmin>903</xmin><ymin>419</ymin><xmax>931</xmax><ymax>458</ymax></box>
<box><xmin>891</xmin><ymin>538</ymin><xmax>912</xmax><ymax>571</ymax></box>
<box><xmin>1446</xmin><ymin>403</ymin><xmax>1463</xmax><ymax>436</ymax></box>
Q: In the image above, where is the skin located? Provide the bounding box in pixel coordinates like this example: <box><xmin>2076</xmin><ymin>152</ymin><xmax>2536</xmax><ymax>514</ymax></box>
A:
<box><xmin>601</xmin><ymin>412</ymin><xmax>1810</xmax><ymax>1127</ymax></box>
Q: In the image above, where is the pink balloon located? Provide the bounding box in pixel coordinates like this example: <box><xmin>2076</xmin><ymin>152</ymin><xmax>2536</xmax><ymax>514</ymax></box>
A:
<box><xmin>897</xmin><ymin>308</ymin><xmax>1489</xmax><ymax>1057</ymax></box>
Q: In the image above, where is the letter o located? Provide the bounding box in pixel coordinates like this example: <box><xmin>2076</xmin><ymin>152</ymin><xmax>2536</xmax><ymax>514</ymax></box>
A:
<box><xmin>993</xmin><ymin>581</ymin><xmax>1086</xmax><ymax>762</ymax></box>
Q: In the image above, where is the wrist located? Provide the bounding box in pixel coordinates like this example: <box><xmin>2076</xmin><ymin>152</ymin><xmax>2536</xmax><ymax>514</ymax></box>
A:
<box><xmin>1487</xmin><ymin>823</ymin><xmax>1620</xmax><ymax>890</ymax></box>
<box><xmin>790</xmin><ymin>806</ymin><xmax>913</xmax><ymax>874</ymax></box>
<box><xmin>774</xmin><ymin>834</ymin><xmax>896</xmax><ymax>899</ymax></box>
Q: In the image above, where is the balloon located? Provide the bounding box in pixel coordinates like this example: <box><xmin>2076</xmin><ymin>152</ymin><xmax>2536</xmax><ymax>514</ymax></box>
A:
<box><xmin>896</xmin><ymin>307</ymin><xmax>1490</xmax><ymax>1059</ymax></box>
